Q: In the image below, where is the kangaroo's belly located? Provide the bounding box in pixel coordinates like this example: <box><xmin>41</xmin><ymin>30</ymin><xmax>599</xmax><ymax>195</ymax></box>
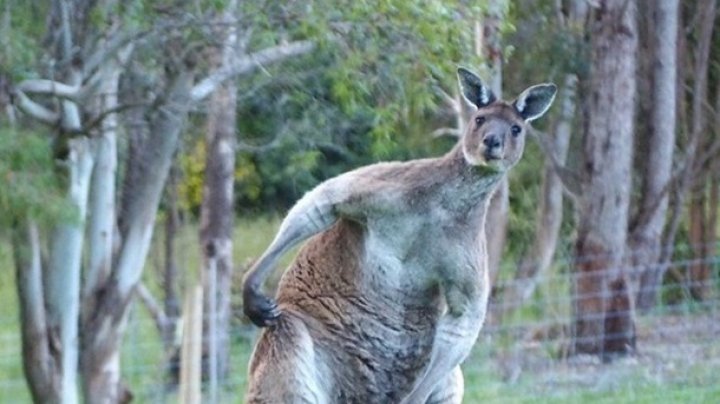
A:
<box><xmin>275</xmin><ymin>219</ymin><xmax>487</xmax><ymax>402</ymax></box>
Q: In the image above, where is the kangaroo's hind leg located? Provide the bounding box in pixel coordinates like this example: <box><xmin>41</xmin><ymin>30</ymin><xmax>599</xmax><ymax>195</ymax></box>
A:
<box><xmin>425</xmin><ymin>366</ymin><xmax>464</xmax><ymax>404</ymax></box>
<box><xmin>246</xmin><ymin>313</ymin><xmax>330</xmax><ymax>404</ymax></box>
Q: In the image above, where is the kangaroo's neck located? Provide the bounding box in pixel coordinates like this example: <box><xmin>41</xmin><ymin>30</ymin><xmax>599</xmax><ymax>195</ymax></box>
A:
<box><xmin>435</xmin><ymin>144</ymin><xmax>505</xmax><ymax>217</ymax></box>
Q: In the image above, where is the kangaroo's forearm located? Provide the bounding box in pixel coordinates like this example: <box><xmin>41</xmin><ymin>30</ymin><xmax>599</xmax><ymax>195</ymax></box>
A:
<box><xmin>244</xmin><ymin>188</ymin><xmax>340</xmax><ymax>291</ymax></box>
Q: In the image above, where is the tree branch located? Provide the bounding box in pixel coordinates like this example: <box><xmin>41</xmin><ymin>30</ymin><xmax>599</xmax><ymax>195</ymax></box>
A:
<box><xmin>77</xmin><ymin>101</ymin><xmax>151</xmax><ymax>135</ymax></box>
<box><xmin>431</xmin><ymin>127</ymin><xmax>461</xmax><ymax>138</ymax></box>
<box><xmin>436</xmin><ymin>86</ymin><xmax>461</xmax><ymax>115</ymax></box>
<box><xmin>83</xmin><ymin>31</ymin><xmax>136</xmax><ymax>78</ymax></box>
<box><xmin>531</xmin><ymin>127</ymin><xmax>581</xmax><ymax>197</ymax></box>
<box><xmin>136</xmin><ymin>283</ymin><xmax>168</xmax><ymax>334</ymax></box>
<box><xmin>18</xmin><ymin>79</ymin><xmax>81</xmax><ymax>99</ymax></box>
<box><xmin>59</xmin><ymin>0</ymin><xmax>74</xmax><ymax>61</ymax></box>
<box><xmin>83</xmin><ymin>15</ymin><xmax>210</xmax><ymax>78</ymax></box>
<box><xmin>190</xmin><ymin>40</ymin><xmax>315</xmax><ymax>102</ymax></box>
<box><xmin>13</xmin><ymin>90</ymin><xmax>60</xmax><ymax>125</ymax></box>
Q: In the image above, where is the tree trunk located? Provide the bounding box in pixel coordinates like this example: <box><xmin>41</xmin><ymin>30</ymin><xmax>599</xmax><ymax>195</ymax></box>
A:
<box><xmin>78</xmin><ymin>51</ymin><xmax>134</xmax><ymax>403</ymax></box>
<box><xmin>164</xmin><ymin>165</ymin><xmax>183</xmax><ymax>337</ymax></box>
<box><xmin>37</xmin><ymin>2</ymin><xmax>95</xmax><ymax>399</ymax></box>
<box><xmin>162</xmin><ymin>164</ymin><xmax>183</xmax><ymax>386</ymax></box>
<box><xmin>572</xmin><ymin>0</ymin><xmax>637</xmax><ymax>358</ymax></box>
<box><xmin>200</xmin><ymin>83</ymin><xmax>238</xmax><ymax>380</ymax></box>
<box><xmin>707</xmin><ymin>180</ymin><xmax>719</xmax><ymax>291</ymax></box>
<box><xmin>85</xmin><ymin>54</ymin><xmax>127</xmax><ymax>301</ymax></box>
<box><xmin>631</xmin><ymin>0</ymin><xmax>679</xmax><ymax>312</ymax></box>
<box><xmin>11</xmin><ymin>100</ymin><xmax>91</xmax><ymax>404</ymax></box>
<box><xmin>687</xmin><ymin>185</ymin><xmax>712</xmax><ymax>301</ymax></box>
<box><xmin>655</xmin><ymin>0</ymin><xmax>716</xmax><ymax>304</ymax></box>
<box><xmin>496</xmin><ymin>75</ymin><xmax>576</xmax><ymax>319</ymax></box>
<box><xmin>80</xmin><ymin>70</ymin><xmax>194</xmax><ymax>404</ymax></box>
<box><xmin>200</xmin><ymin>3</ymin><xmax>239</xmax><ymax>387</ymax></box>
<box><xmin>10</xmin><ymin>3</ymin><xmax>316</xmax><ymax>400</ymax></box>
<box><xmin>686</xmin><ymin>2</ymin><xmax>720</xmax><ymax>299</ymax></box>
<box><xmin>46</xmin><ymin>137</ymin><xmax>94</xmax><ymax>404</ymax></box>
<box><xmin>13</xmin><ymin>220</ymin><xmax>61</xmax><ymax>403</ymax></box>
<box><xmin>118</xmin><ymin>66</ymin><xmax>151</xmax><ymax>238</ymax></box>
<box><xmin>481</xmin><ymin>0</ymin><xmax>509</xmax><ymax>285</ymax></box>
<box><xmin>78</xmin><ymin>37</ymin><xmax>315</xmax><ymax>403</ymax></box>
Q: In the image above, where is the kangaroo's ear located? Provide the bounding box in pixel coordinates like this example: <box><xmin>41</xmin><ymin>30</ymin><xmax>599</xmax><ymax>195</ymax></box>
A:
<box><xmin>457</xmin><ymin>67</ymin><xmax>496</xmax><ymax>109</ymax></box>
<box><xmin>513</xmin><ymin>83</ymin><xmax>558</xmax><ymax>122</ymax></box>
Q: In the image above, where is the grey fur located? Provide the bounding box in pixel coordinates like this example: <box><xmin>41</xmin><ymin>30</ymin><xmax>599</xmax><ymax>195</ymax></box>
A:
<box><xmin>242</xmin><ymin>69</ymin><xmax>557</xmax><ymax>403</ymax></box>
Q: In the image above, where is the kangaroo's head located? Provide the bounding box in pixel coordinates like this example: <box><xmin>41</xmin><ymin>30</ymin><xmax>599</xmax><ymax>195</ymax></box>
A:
<box><xmin>457</xmin><ymin>67</ymin><xmax>557</xmax><ymax>172</ymax></box>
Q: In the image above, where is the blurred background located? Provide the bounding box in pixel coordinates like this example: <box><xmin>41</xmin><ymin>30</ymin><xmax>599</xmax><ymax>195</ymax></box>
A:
<box><xmin>0</xmin><ymin>0</ymin><xmax>718</xmax><ymax>402</ymax></box>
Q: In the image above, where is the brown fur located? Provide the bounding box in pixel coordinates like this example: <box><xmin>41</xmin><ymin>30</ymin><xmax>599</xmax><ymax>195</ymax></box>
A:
<box><xmin>242</xmin><ymin>70</ymin><xmax>556</xmax><ymax>403</ymax></box>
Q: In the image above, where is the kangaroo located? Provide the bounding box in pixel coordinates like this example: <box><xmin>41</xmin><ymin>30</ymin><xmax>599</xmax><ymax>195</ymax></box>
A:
<box><xmin>242</xmin><ymin>67</ymin><xmax>556</xmax><ymax>403</ymax></box>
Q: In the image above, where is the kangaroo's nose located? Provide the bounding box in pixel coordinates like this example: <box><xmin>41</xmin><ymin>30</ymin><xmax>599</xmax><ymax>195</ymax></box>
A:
<box><xmin>483</xmin><ymin>134</ymin><xmax>502</xmax><ymax>149</ymax></box>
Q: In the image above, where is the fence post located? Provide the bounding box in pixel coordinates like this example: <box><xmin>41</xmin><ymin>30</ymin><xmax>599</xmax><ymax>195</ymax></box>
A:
<box><xmin>208</xmin><ymin>255</ymin><xmax>219</xmax><ymax>403</ymax></box>
<box><xmin>180</xmin><ymin>284</ymin><xmax>203</xmax><ymax>404</ymax></box>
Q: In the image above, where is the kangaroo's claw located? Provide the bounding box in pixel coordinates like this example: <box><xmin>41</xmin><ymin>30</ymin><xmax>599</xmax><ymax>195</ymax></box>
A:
<box><xmin>243</xmin><ymin>286</ymin><xmax>281</xmax><ymax>327</ymax></box>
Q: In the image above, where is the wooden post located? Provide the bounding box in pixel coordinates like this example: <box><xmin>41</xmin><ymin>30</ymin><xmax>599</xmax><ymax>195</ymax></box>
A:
<box><xmin>180</xmin><ymin>285</ymin><xmax>203</xmax><ymax>404</ymax></box>
<box><xmin>208</xmin><ymin>255</ymin><xmax>219</xmax><ymax>403</ymax></box>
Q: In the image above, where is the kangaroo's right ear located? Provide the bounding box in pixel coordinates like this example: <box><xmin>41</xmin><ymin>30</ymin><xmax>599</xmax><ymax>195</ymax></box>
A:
<box><xmin>458</xmin><ymin>67</ymin><xmax>496</xmax><ymax>109</ymax></box>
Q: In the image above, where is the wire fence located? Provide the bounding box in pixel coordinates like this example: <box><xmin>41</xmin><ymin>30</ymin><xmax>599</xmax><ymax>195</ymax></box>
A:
<box><xmin>0</xmin><ymin>243</ymin><xmax>718</xmax><ymax>403</ymax></box>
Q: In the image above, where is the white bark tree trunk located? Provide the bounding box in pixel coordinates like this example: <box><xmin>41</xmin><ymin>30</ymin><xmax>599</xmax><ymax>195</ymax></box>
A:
<box><xmin>13</xmin><ymin>221</ymin><xmax>60</xmax><ymax>403</ymax></box>
<box><xmin>79</xmin><ymin>39</ymin><xmax>315</xmax><ymax>402</ymax></box>
<box><xmin>85</xmin><ymin>59</ymin><xmax>124</xmax><ymax>300</ymax></box>
<box><xmin>200</xmin><ymin>3</ymin><xmax>239</xmax><ymax>385</ymax></box>
<box><xmin>77</xmin><ymin>45</ymin><xmax>134</xmax><ymax>403</ymax></box>
<box><xmin>10</xmin><ymin>1</ymin><xmax>316</xmax><ymax>400</ymax></box>
<box><xmin>80</xmin><ymin>70</ymin><xmax>194</xmax><ymax>403</ymax></box>
<box><xmin>46</xmin><ymin>136</ymin><xmax>94</xmax><ymax>404</ymax></box>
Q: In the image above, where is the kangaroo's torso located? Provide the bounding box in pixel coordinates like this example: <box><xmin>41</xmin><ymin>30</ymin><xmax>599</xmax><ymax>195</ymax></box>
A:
<box><xmin>264</xmin><ymin>155</ymin><xmax>497</xmax><ymax>402</ymax></box>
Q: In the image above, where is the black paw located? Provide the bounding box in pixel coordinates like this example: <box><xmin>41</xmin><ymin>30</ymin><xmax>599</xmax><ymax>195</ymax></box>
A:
<box><xmin>243</xmin><ymin>286</ymin><xmax>281</xmax><ymax>327</ymax></box>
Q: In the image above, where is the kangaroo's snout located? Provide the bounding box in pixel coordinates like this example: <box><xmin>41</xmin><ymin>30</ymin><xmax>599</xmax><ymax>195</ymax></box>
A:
<box><xmin>483</xmin><ymin>134</ymin><xmax>502</xmax><ymax>148</ymax></box>
<box><xmin>483</xmin><ymin>133</ymin><xmax>503</xmax><ymax>160</ymax></box>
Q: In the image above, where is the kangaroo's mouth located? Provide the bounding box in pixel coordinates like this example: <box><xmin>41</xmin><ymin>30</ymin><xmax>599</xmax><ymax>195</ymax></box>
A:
<box><xmin>483</xmin><ymin>148</ymin><xmax>503</xmax><ymax>161</ymax></box>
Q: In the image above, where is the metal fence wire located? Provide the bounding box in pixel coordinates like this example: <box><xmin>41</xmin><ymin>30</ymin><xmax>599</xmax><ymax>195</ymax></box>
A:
<box><xmin>0</xmin><ymin>244</ymin><xmax>718</xmax><ymax>403</ymax></box>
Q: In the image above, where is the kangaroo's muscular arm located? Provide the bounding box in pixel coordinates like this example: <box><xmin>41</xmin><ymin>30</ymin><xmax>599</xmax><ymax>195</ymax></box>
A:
<box><xmin>242</xmin><ymin>173</ymin><xmax>379</xmax><ymax>326</ymax></box>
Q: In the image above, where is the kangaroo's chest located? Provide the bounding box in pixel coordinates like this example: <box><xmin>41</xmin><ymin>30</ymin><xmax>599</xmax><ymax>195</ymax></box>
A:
<box><xmin>363</xmin><ymin>204</ymin><xmax>485</xmax><ymax>287</ymax></box>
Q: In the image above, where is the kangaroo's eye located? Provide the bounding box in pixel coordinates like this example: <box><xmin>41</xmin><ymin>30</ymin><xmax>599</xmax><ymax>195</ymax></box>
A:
<box><xmin>511</xmin><ymin>125</ymin><xmax>522</xmax><ymax>137</ymax></box>
<box><xmin>475</xmin><ymin>116</ymin><xmax>486</xmax><ymax>126</ymax></box>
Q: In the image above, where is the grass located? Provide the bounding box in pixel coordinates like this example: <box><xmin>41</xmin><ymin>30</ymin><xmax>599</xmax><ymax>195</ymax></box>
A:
<box><xmin>0</xmin><ymin>217</ymin><xmax>719</xmax><ymax>403</ymax></box>
<box><xmin>0</xmin><ymin>237</ymin><xmax>31</xmax><ymax>403</ymax></box>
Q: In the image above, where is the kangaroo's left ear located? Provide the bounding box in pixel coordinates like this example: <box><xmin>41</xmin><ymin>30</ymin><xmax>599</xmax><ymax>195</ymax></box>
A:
<box><xmin>458</xmin><ymin>67</ymin><xmax>496</xmax><ymax>109</ymax></box>
<box><xmin>513</xmin><ymin>83</ymin><xmax>558</xmax><ymax>122</ymax></box>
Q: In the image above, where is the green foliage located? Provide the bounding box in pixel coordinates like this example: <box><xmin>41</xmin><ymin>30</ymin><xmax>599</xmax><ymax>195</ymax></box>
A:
<box><xmin>505</xmin><ymin>141</ymin><xmax>546</xmax><ymax>258</ymax></box>
<box><xmin>506</xmin><ymin>0</ymin><xmax>589</xmax><ymax>87</ymax></box>
<box><xmin>0</xmin><ymin>128</ymin><xmax>72</xmax><ymax>228</ymax></box>
<box><xmin>320</xmin><ymin>0</ymin><xmax>483</xmax><ymax>158</ymax></box>
<box><xmin>0</xmin><ymin>0</ymin><xmax>45</xmax><ymax>80</ymax></box>
<box><xmin>222</xmin><ymin>0</ymin><xmax>491</xmax><ymax>211</ymax></box>
<box><xmin>178</xmin><ymin>137</ymin><xmax>206</xmax><ymax>213</ymax></box>
<box><xmin>229</xmin><ymin>48</ymin><xmax>375</xmax><ymax>210</ymax></box>
<box><xmin>235</xmin><ymin>153</ymin><xmax>262</xmax><ymax>204</ymax></box>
